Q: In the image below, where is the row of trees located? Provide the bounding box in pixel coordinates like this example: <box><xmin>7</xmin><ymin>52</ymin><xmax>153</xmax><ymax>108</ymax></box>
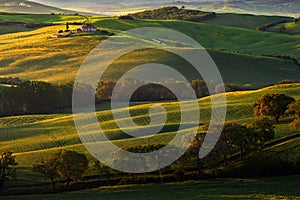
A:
<box><xmin>0</xmin><ymin>81</ymin><xmax>74</xmax><ymax>116</ymax></box>
<box><xmin>97</xmin><ymin>78</ymin><xmax>254</xmax><ymax>102</ymax></box>
<box><xmin>0</xmin><ymin>78</ymin><xmax>254</xmax><ymax>116</ymax></box>
<box><xmin>126</xmin><ymin>6</ymin><xmax>216</xmax><ymax>22</ymax></box>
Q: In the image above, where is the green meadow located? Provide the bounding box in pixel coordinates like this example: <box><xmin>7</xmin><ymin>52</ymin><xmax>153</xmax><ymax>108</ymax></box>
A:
<box><xmin>0</xmin><ymin>14</ymin><xmax>299</xmax><ymax>86</ymax></box>
<box><xmin>0</xmin><ymin>10</ymin><xmax>299</xmax><ymax>198</ymax></box>
<box><xmin>0</xmin><ymin>84</ymin><xmax>298</xmax><ymax>187</ymax></box>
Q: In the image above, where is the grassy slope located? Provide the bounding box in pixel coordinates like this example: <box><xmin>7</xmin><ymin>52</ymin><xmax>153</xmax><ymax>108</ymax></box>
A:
<box><xmin>0</xmin><ymin>16</ymin><xmax>299</xmax><ymax>85</ymax></box>
<box><xmin>266</xmin><ymin>21</ymin><xmax>300</xmax><ymax>35</ymax></box>
<box><xmin>0</xmin><ymin>0</ymin><xmax>82</xmax><ymax>14</ymax></box>
<box><xmin>202</xmin><ymin>13</ymin><xmax>293</xmax><ymax>30</ymax></box>
<box><xmin>2</xmin><ymin>176</ymin><xmax>300</xmax><ymax>200</ymax></box>
<box><xmin>0</xmin><ymin>84</ymin><xmax>299</xmax><ymax>170</ymax></box>
<box><xmin>0</xmin><ymin>13</ymin><xmax>88</xmax><ymax>24</ymax></box>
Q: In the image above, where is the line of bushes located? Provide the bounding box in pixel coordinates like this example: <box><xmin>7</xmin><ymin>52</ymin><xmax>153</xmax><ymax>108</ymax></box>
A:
<box><xmin>256</xmin><ymin>20</ymin><xmax>288</xmax><ymax>31</ymax></box>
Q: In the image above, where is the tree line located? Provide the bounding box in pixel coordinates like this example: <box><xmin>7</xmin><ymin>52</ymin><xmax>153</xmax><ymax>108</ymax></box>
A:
<box><xmin>125</xmin><ymin>6</ymin><xmax>216</xmax><ymax>22</ymax></box>
<box><xmin>0</xmin><ymin>77</ymin><xmax>254</xmax><ymax>116</ymax></box>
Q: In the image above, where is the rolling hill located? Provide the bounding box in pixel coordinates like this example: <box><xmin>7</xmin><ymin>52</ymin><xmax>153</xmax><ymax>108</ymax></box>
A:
<box><xmin>0</xmin><ymin>10</ymin><xmax>299</xmax><ymax>194</ymax></box>
<box><xmin>0</xmin><ymin>14</ymin><xmax>299</xmax><ymax>86</ymax></box>
<box><xmin>0</xmin><ymin>83</ymin><xmax>299</xmax><ymax>186</ymax></box>
<box><xmin>28</xmin><ymin>0</ymin><xmax>300</xmax><ymax>17</ymax></box>
<box><xmin>0</xmin><ymin>0</ymin><xmax>100</xmax><ymax>15</ymax></box>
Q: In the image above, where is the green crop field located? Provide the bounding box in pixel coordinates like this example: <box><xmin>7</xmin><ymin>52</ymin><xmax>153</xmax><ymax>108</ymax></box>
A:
<box><xmin>0</xmin><ymin>14</ymin><xmax>299</xmax><ymax>86</ymax></box>
<box><xmin>2</xmin><ymin>175</ymin><xmax>300</xmax><ymax>200</ymax></box>
<box><xmin>0</xmin><ymin>84</ymin><xmax>299</xmax><ymax>186</ymax></box>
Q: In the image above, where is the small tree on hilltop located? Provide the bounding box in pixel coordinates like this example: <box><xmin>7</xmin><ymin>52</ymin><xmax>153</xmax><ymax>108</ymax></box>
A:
<box><xmin>254</xmin><ymin>93</ymin><xmax>295</xmax><ymax>124</ymax></box>
<box><xmin>0</xmin><ymin>151</ymin><xmax>17</xmax><ymax>192</ymax></box>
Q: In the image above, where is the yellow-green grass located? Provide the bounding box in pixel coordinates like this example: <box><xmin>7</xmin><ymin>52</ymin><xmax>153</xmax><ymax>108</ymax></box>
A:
<box><xmin>3</xmin><ymin>175</ymin><xmax>300</xmax><ymax>200</ymax></box>
<box><xmin>91</xmin><ymin>18</ymin><xmax>300</xmax><ymax>59</ymax></box>
<box><xmin>0</xmin><ymin>20</ymin><xmax>299</xmax><ymax>86</ymax></box>
<box><xmin>266</xmin><ymin>21</ymin><xmax>300</xmax><ymax>35</ymax></box>
<box><xmin>0</xmin><ymin>25</ymin><xmax>35</xmax><ymax>35</ymax></box>
<box><xmin>0</xmin><ymin>84</ymin><xmax>298</xmax><ymax>186</ymax></box>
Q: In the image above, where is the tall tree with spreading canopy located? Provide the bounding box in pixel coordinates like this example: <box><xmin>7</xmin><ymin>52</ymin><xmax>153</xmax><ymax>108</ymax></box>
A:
<box><xmin>254</xmin><ymin>93</ymin><xmax>295</xmax><ymax>123</ymax></box>
<box><xmin>0</xmin><ymin>151</ymin><xmax>17</xmax><ymax>192</ymax></box>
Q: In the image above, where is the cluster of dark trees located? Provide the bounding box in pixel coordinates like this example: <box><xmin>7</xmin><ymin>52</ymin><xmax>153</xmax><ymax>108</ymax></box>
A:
<box><xmin>0</xmin><ymin>77</ymin><xmax>22</xmax><ymax>85</ymax></box>
<box><xmin>97</xmin><ymin>78</ymin><xmax>254</xmax><ymax>102</ymax></box>
<box><xmin>126</xmin><ymin>6</ymin><xmax>216</xmax><ymax>22</ymax></box>
<box><xmin>0</xmin><ymin>81</ymin><xmax>75</xmax><ymax>116</ymax></box>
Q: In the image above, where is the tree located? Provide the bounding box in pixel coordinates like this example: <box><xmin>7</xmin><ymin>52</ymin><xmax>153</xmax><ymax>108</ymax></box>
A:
<box><xmin>221</xmin><ymin>122</ymin><xmax>254</xmax><ymax>160</ymax></box>
<box><xmin>250</xmin><ymin>117</ymin><xmax>275</xmax><ymax>151</ymax></box>
<box><xmin>254</xmin><ymin>93</ymin><xmax>295</xmax><ymax>123</ymax></box>
<box><xmin>287</xmin><ymin>99</ymin><xmax>300</xmax><ymax>119</ymax></box>
<box><xmin>0</xmin><ymin>151</ymin><xmax>17</xmax><ymax>192</ymax></box>
<box><xmin>286</xmin><ymin>99</ymin><xmax>300</xmax><ymax>130</ymax></box>
<box><xmin>57</xmin><ymin>150</ymin><xmax>89</xmax><ymax>188</ymax></box>
<box><xmin>294</xmin><ymin>18</ymin><xmax>299</xmax><ymax>24</ymax></box>
<box><xmin>33</xmin><ymin>152</ymin><xmax>60</xmax><ymax>191</ymax></box>
<box><xmin>182</xmin><ymin>132</ymin><xmax>205</xmax><ymax>175</ymax></box>
<box><xmin>96</xmin><ymin>80</ymin><xmax>116</xmax><ymax>101</ymax></box>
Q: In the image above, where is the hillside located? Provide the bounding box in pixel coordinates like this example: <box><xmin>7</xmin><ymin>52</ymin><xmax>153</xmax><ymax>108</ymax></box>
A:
<box><xmin>27</xmin><ymin>0</ymin><xmax>300</xmax><ymax>17</ymax></box>
<box><xmin>0</xmin><ymin>0</ymin><xmax>100</xmax><ymax>15</ymax></box>
<box><xmin>0</xmin><ymin>84</ymin><xmax>298</xmax><ymax>187</ymax></box>
<box><xmin>0</xmin><ymin>14</ymin><xmax>299</xmax><ymax>86</ymax></box>
<box><xmin>0</xmin><ymin>0</ymin><xmax>73</xmax><ymax>14</ymax></box>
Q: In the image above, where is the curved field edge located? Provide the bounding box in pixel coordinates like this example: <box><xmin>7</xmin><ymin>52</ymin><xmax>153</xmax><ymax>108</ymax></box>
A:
<box><xmin>2</xmin><ymin>175</ymin><xmax>300</xmax><ymax>200</ymax></box>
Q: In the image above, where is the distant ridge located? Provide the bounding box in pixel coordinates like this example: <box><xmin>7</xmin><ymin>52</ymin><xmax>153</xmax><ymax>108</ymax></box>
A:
<box><xmin>0</xmin><ymin>0</ymin><xmax>102</xmax><ymax>15</ymax></box>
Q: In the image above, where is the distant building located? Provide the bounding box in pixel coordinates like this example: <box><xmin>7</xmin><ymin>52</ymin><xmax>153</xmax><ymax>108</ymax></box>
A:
<box><xmin>80</xmin><ymin>24</ymin><xmax>97</xmax><ymax>32</ymax></box>
<box><xmin>19</xmin><ymin>2</ymin><xmax>31</xmax><ymax>7</ymax></box>
<box><xmin>51</xmin><ymin>34</ymin><xmax>63</xmax><ymax>38</ymax></box>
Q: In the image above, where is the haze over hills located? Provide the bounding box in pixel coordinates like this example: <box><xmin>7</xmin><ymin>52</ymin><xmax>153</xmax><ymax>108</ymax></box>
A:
<box><xmin>28</xmin><ymin>0</ymin><xmax>300</xmax><ymax>16</ymax></box>
<box><xmin>0</xmin><ymin>0</ymin><xmax>101</xmax><ymax>15</ymax></box>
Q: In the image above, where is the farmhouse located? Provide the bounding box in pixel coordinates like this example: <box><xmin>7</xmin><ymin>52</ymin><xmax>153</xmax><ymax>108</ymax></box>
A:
<box><xmin>80</xmin><ymin>24</ymin><xmax>97</xmax><ymax>32</ymax></box>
